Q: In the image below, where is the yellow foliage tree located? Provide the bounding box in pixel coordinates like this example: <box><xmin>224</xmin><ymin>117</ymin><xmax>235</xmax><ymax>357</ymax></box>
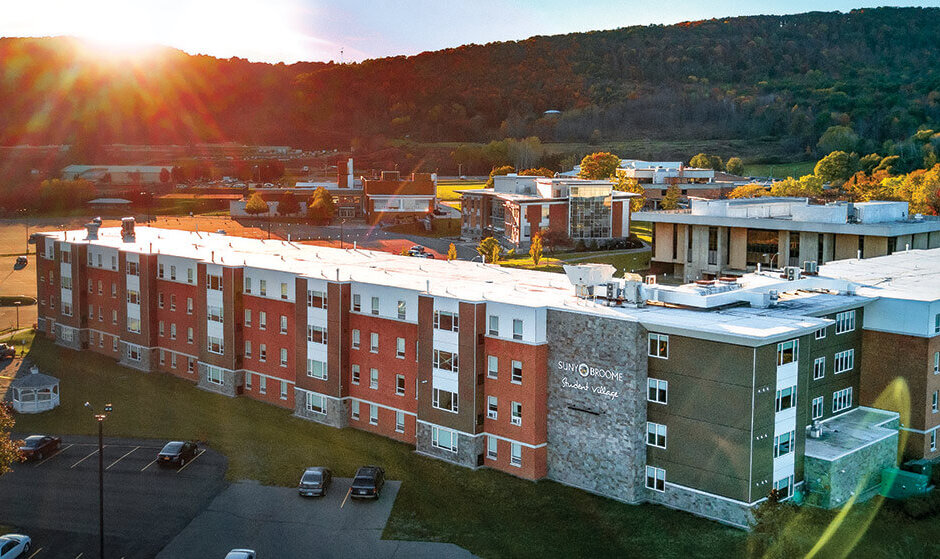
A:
<box><xmin>728</xmin><ymin>183</ymin><xmax>769</xmax><ymax>199</ymax></box>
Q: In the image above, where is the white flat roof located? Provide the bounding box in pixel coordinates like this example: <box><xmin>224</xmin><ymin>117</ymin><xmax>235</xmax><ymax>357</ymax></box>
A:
<box><xmin>818</xmin><ymin>248</ymin><xmax>940</xmax><ymax>302</ymax></box>
<box><xmin>41</xmin><ymin>227</ymin><xmax>869</xmax><ymax>346</ymax></box>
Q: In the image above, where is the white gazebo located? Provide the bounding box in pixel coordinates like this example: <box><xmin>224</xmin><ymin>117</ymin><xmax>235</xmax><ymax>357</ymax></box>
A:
<box><xmin>10</xmin><ymin>366</ymin><xmax>60</xmax><ymax>413</ymax></box>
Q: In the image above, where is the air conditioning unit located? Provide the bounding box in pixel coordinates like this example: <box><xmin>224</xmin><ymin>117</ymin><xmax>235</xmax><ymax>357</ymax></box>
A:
<box><xmin>769</xmin><ymin>289</ymin><xmax>779</xmax><ymax>302</ymax></box>
<box><xmin>785</xmin><ymin>266</ymin><xmax>801</xmax><ymax>281</ymax></box>
<box><xmin>802</xmin><ymin>261</ymin><xmax>818</xmax><ymax>274</ymax></box>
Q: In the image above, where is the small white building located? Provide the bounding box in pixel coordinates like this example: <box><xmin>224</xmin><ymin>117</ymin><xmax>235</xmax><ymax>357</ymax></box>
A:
<box><xmin>10</xmin><ymin>366</ymin><xmax>60</xmax><ymax>414</ymax></box>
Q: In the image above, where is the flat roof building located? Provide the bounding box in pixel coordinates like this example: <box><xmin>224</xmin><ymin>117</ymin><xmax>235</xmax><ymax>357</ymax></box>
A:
<box><xmin>35</xmin><ymin>223</ymin><xmax>913</xmax><ymax>527</ymax></box>
<box><xmin>636</xmin><ymin>197</ymin><xmax>940</xmax><ymax>282</ymax></box>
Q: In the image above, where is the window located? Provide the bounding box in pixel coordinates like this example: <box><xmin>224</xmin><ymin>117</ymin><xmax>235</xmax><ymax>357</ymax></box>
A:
<box><xmin>87</xmin><ymin>279</ymin><xmax>93</xmax><ymax>293</ymax></box>
<box><xmin>396</xmin><ymin>375</ymin><xmax>406</xmax><ymax>396</ymax></box>
<box><xmin>647</xmin><ymin>379</ymin><xmax>668</xmax><ymax>404</ymax></box>
<box><xmin>307</xmin><ymin>325</ymin><xmax>327</xmax><ymax>344</ymax></box>
<box><xmin>812</xmin><ymin>396</ymin><xmax>824</xmax><ymax>420</ymax></box>
<box><xmin>280</xmin><ymin>315</ymin><xmax>288</xmax><ymax>334</ymax></box>
<box><xmin>207</xmin><ymin>273</ymin><xmax>222</xmax><ymax>291</ymax></box>
<box><xmin>159</xmin><ymin>350</ymin><xmax>166</xmax><ymax>365</ymax></box>
<box><xmin>395</xmin><ymin>411</ymin><xmax>405</xmax><ymax>433</ymax></box>
<box><xmin>370</xmin><ymin>332</ymin><xmax>379</xmax><ymax>353</ymax></box>
<box><xmin>244</xmin><ymin>309</ymin><xmax>252</xmax><ymax>327</ymax></box>
<box><xmin>934</xmin><ymin>351</ymin><xmax>940</xmax><ymax>374</ymax></box>
<box><xmin>307</xmin><ymin>290</ymin><xmax>327</xmax><ymax>308</ymax></box>
<box><xmin>511</xmin><ymin>402</ymin><xmax>522</xmax><ymax>426</ymax></box>
<box><xmin>836</xmin><ymin>310</ymin><xmax>856</xmax><ymax>334</ymax></box>
<box><xmin>126</xmin><ymin>289</ymin><xmax>140</xmax><ymax>304</ymax></box>
<box><xmin>208</xmin><ymin>305</ymin><xmax>224</xmax><ymax>323</ymax></box>
<box><xmin>935</xmin><ymin>313</ymin><xmax>940</xmax><ymax>334</ymax></box>
<box><xmin>207</xmin><ymin>366</ymin><xmax>223</xmax><ymax>386</ymax></box>
<box><xmin>646</xmin><ymin>466</ymin><xmax>665</xmax><ymax>492</ymax></box>
<box><xmin>433</xmin><ymin>311</ymin><xmax>459</xmax><ymax>332</ymax></box>
<box><xmin>305</xmin><ymin>392</ymin><xmax>326</xmax><ymax>415</ymax></box>
<box><xmin>510</xmin><ymin>442</ymin><xmax>522</xmax><ymax>467</ymax></box>
<box><xmin>511</xmin><ymin>360</ymin><xmax>523</xmax><ymax>384</ymax></box>
<box><xmin>208</xmin><ymin>336</ymin><xmax>224</xmax><ymax>354</ymax></box>
<box><xmin>126</xmin><ymin>260</ymin><xmax>137</xmax><ymax>275</ymax></box>
<box><xmin>432</xmin><ymin>388</ymin><xmax>458</xmax><ymax>413</ymax></box>
<box><xmin>646</xmin><ymin>422</ymin><xmax>667</xmax><ymax>448</ymax></box>
<box><xmin>512</xmin><ymin>319</ymin><xmax>523</xmax><ymax>340</ymax></box>
<box><xmin>170</xmin><ymin>324</ymin><xmax>177</xmax><ymax>340</ymax></box>
<box><xmin>259</xmin><ymin>375</ymin><xmax>267</xmax><ymax>395</ymax></box>
<box><xmin>813</xmin><ymin>357</ymin><xmax>826</xmax><ymax>380</ymax></box>
<box><xmin>815</xmin><ymin>327</ymin><xmax>827</xmax><ymax>340</ymax></box>
<box><xmin>487</xmin><ymin>356</ymin><xmax>498</xmax><ymax>379</ymax></box>
<box><xmin>61</xmin><ymin>276</ymin><xmax>72</xmax><ymax>290</ymax></box>
<box><xmin>775</xmin><ymin>386</ymin><xmax>797</xmax><ymax>412</ymax></box>
<box><xmin>369</xmin><ymin>404</ymin><xmax>378</xmax><ymax>425</ymax></box>
<box><xmin>186</xmin><ymin>297</ymin><xmax>193</xmax><ymax>314</ymax></box>
<box><xmin>931</xmin><ymin>430</ymin><xmax>937</xmax><ymax>452</ymax></box>
<box><xmin>169</xmin><ymin>294</ymin><xmax>176</xmax><ymax>311</ymax></box>
<box><xmin>351</xmin><ymin>400</ymin><xmax>360</xmax><ymax>420</ymax></box>
<box><xmin>111</xmin><ymin>282</ymin><xmax>117</xmax><ymax>297</ymax></box>
<box><xmin>487</xmin><ymin>436</ymin><xmax>498</xmax><ymax>460</ymax></box>
<box><xmin>170</xmin><ymin>353</ymin><xmax>177</xmax><ymax>369</ymax></box>
<box><xmin>351</xmin><ymin>329</ymin><xmax>360</xmax><ymax>349</ymax></box>
<box><xmin>488</xmin><ymin>315</ymin><xmax>499</xmax><ymax>336</ymax></box>
<box><xmin>97</xmin><ymin>281</ymin><xmax>102</xmax><ymax>295</ymax></box>
<box><xmin>834</xmin><ymin>349</ymin><xmax>854</xmax><ymax>374</ymax></box>
<box><xmin>244</xmin><ymin>277</ymin><xmax>253</xmax><ymax>294</ymax></box>
<box><xmin>648</xmin><ymin>333</ymin><xmax>669</xmax><ymax>359</ymax></box>
<box><xmin>158</xmin><ymin>263</ymin><xmax>165</xmax><ymax>279</ymax></box>
<box><xmin>833</xmin><ymin>387</ymin><xmax>853</xmax><ymax>413</ymax></box>
<box><xmin>112</xmin><ymin>337</ymin><xmax>118</xmax><ymax>352</ymax></box>
<box><xmin>280</xmin><ymin>282</ymin><xmax>288</xmax><ymax>300</ymax></box>
<box><xmin>307</xmin><ymin>359</ymin><xmax>327</xmax><ymax>380</ymax></box>
<box><xmin>126</xmin><ymin>317</ymin><xmax>140</xmax><ymax>333</ymax></box>
<box><xmin>371</xmin><ymin>296</ymin><xmax>380</xmax><ymax>316</ymax></box>
<box><xmin>245</xmin><ymin>340</ymin><xmax>252</xmax><ymax>358</ymax></box>
<box><xmin>487</xmin><ymin>396</ymin><xmax>498</xmax><ymax>419</ymax></box>
<box><xmin>352</xmin><ymin>294</ymin><xmax>361</xmax><ymax>312</ymax></box>
<box><xmin>933</xmin><ymin>391</ymin><xmax>938</xmax><ymax>414</ymax></box>
<box><xmin>280</xmin><ymin>348</ymin><xmax>288</xmax><ymax>367</ymax></box>
<box><xmin>397</xmin><ymin>300</ymin><xmax>407</xmax><ymax>320</ymax></box>
<box><xmin>370</xmin><ymin>368</ymin><xmax>378</xmax><ymax>389</ymax></box>
<box><xmin>431</xmin><ymin>426</ymin><xmax>458</xmax><ymax>452</ymax></box>
<box><xmin>279</xmin><ymin>380</ymin><xmax>288</xmax><ymax>400</ymax></box>
<box><xmin>259</xmin><ymin>279</ymin><xmax>267</xmax><ymax>296</ymax></box>
<box><xmin>111</xmin><ymin>255</ymin><xmax>117</xmax><ymax>270</ymax></box>
<box><xmin>396</xmin><ymin>337</ymin><xmax>405</xmax><ymax>358</ymax></box>
<box><xmin>434</xmin><ymin>350</ymin><xmax>459</xmax><ymax>372</ymax></box>
<box><xmin>259</xmin><ymin>344</ymin><xmax>267</xmax><ymax>362</ymax></box>
<box><xmin>170</xmin><ymin>265</ymin><xmax>176</xmax><ymax>281</ymax></box>
<box><xmin>776</xmin><ymin>339</ymin><xmax>798</xmax><ymax>366</ymax></box>
<box><xmin>187</xmin><ymin>268</ymin><xmax>194</xmax><ymax>284</ymax></box>
<box><xmin>774</xmin><ymin>476</ymin><xmax>794</xmax><ymax>500</ymax></box>
<box><xmin>774</xmin><ymin>430</ymin><xmax>796</xmax><ymax>457</ymax></box>
<box><xmin>112</xmin><ymin>310</ymin><xmax>118</xmax><ymax>324</ymax></box>
<box><xmin>259</xmin><ymin>311</ymin><xmax>266</xmax><ymax>330</ymax></box>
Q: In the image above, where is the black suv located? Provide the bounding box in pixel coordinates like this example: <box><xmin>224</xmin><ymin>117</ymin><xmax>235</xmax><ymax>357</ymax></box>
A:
<box><xmin>350</xmin><ymin>465</ymin><xmax>385</xmax><ymax>499</ymax></box>
<box><xmin>157</xmin><ymin>441</ymin><xmax>198</xmax><ymax>467</ymax></box>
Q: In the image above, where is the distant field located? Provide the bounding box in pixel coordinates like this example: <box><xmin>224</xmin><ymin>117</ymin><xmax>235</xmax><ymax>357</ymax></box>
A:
<box><xmin>743</xmin><ymin>161</ymin><xmax>815</xmax><ymax>179</ymax></box>
<box><xmin>437</xmin><ymin>179</ymin><xmax>485</xmax><ymax>202</ymax></box>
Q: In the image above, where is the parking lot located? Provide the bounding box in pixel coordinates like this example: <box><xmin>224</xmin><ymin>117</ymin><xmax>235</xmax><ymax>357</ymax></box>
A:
<box><xmin>0</xmin><ymin>435</ymin><xmax>227</xmax><ymax>558</ymax></box>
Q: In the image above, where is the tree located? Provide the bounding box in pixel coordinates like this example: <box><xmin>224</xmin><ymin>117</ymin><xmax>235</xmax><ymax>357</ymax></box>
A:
<box><xmin>689</xmin><ymin>153</ymin><xmax>724</xmax><ymax>171</ymax></box>
<box><xmin>244</xmin><ymin>192</ymin><xmax>270</xmax><ymax>216</ymax></box>
<box><xmin>814</xmin><ymin>151</ymin><xmax>858</xmax><ymax>184</ymax></box>
<box><xmin>578</xmin><ymin>152</ymin><xmax>620</xmax><ymax>179</ymax></box>
<box><xmin>171</xmin><ymin>166</ymin><xmax>186</xmax><ymax>183</ymax></box>
<box><xmin>307</xmin><ymin>186</ymin><xmax>336</xmax><ymax>224</ymax></box>
<box><xmin>660</xmin><ymin>184</ymin><xmax>681</xmax><ymax>210</ymax></box>
<box><xmin>1</xmin><ymin>404</ymin><xmax>23</xmax><ymax>475</ymax></box>
<box><xmin>529</xmin><ymin>233</ymin><xmax>544</xmax><ymax>266</ymax></box>
<box><xmin>447</xmin><ymin>243</ymin><xmax>457</xmax><ymax>261</ymax></box>
<box><xmin>485</xmin><ymin>165</ymin><xmax>515</xmax><ymax>188</ymax></box>
<box><xmin>540</xmin><ymin>227</ymin><xmax>572</xmax><ymax>254</ymax></box>
<box><xmin>519</xmin><ymin>167</ymin><xmax>555</xmax><ymax>177</ymax></box>
<box><xmin>817</xmin><ymin>125</ymin><xmax>859</xmax><ymax>154</ymax></box>
<box><xmin>769</xmin><ymin>174</ymin><xmax>825</xmax><ymax>197</ymax></box>
<box><xmin>729</xmin><ymin>183</ymin><xmax>770</xmax><ymax>199</ymax></box>
<box><xmin>725</xmin><ymin>157</ymin><xmax>745</xmax><ymax>176</ymax></box>
<box><xmin>159</xmin><ymin>168</ymin><xmax>170</xmax><ymax>184</ymax></box>
<box><xmin>859</xmin><ymin>153</ymin><xmax>883</xmax><ymax>175</ymax></box>
<box><xmin>276</xmin><ymin>191</ymin><xmax>301</xmax><ymax>216</ymax></box>
<box><xmin>476</xmin><ymin>237</ymin><xmax>502</xmax><ymax>264</ymax></box>
<box><xmin>613</xmin><ymin>176</ymin><xmax>646</xmax><ymax>211</ymax></box>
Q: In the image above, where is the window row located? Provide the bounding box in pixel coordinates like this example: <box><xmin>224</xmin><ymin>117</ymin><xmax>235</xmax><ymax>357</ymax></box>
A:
<box><xmin>486</xmin><ymin>436</ymin><xmax>523</xmax><ymax>467</ymax></box>
<box><xmin>486</xmin><ymin>355</ymin><xmax>524</xmax><ymax>384</ymax></box>
<box><xmin>486</xmin><ymin>396</ymin><xmax>523</xmax><ymax>425</ymax></box>
<box><xmin>157</xmin><ymin>263</ymin><xmax>194</xmax><ymax>284</ymax></box>
<box><xmin>243</xmin><ymin>278</ymin><xmax>290</xmax><ymax>300</ymax></box>
<box><xmin>244</xmin><ymin>373</ymin><xmax>290</xmax><ymax>400</ymax></box>
<box><xmin>157</xmin><ymin>322</ymin><xmax>194</xmax><ymax>343</ymax></box>
<box><xmin>157</xmin><ymin>293</ymin><xmax>193</xmax><ymax>314</ymax></box>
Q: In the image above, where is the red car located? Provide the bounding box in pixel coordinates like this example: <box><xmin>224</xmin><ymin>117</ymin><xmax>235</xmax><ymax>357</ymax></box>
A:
<box><xmin>19</xmin><ymin>435</ymin><xmax>61</xmax><ymax>461</ymax></box>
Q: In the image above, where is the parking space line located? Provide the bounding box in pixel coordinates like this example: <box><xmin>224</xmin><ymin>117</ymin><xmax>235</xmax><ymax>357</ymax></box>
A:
<box><xmin>341</xmin><ymin>487</ymin><xmax>351</xmax><ymax>508</ymax></box>
<box><xmin>75</xmin><ymin>553</ymin><xmax>83</xmax><ymax>559</ymax></box>
<box><xmin>140</xmin><ymin>458</ymin><xmax>157</xmax><ymax>472</ymax></box>
<box><xmin>34</xmin><ymin>443</ymin><xmax>73</xmax><ymax>467</ymax></box>
<box><xmin>70</xmin><ymin>447</ymin><xmax>104</xmax><ymax>469</ymax></box>
<box><xmin>26</xmin><ymin>547</ymin><xmax>43</xmax><ymax>558</ymax></box>
<box><xmin>176</xmin><ymin>449</ymin><xmax>205</xmax><ymax>473</ymax></box>
<box><xmin>106</xmin><ymin>446</ymin><xmax>139</xmax><ymax>470</ymax></box>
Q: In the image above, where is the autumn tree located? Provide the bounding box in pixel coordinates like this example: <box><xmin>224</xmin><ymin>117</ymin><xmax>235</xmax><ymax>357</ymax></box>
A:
<box><xmin>725</xmin><ymin>157</ymin><xmax>745</xmax><ymax>176</ymax></box>
<box><xmin>307</xmin><ymin>187</ymin><xmax>336</xmax><ymax>224</ymax></box>
<box><xmin>485</xmin><ymin>165</ymin><xmax>515</xmax><ymax>188</ymax></box>
<box><xmin>519</xmin><ymin>167</ymin><xmax>556</xmax><ymax>177</ymax></box>
<box><xmin>729</xmin><ymin>183</ymin><xmax>770</xmax><ymax>199</ymax></box>
<box><xmin>159</xmin><ymin>167</ymin><xmax>170</xmax><ymax>184</ymax></box>
<box><xmin>0</xmin><ymin>404</ymin><xmax>22</xmax><ymax>475</ymax></box>
<box><xmin>540</xmin><ymin>228</ymin><xmax>572</xmax><ymax>253</ymax></box>
<box><xmin>689</xmin><ymin>153</ymin><xmax>724</xmax><ymax>171</ymax></box>
<box><xmin>817</xmin><ymin>125</ymin><xmax>859</xmax><ymax>154</ymax></box>
<box><xmin>447</xmin><ymin>243</ymin><xmax>457</xmax><ymax>261</ymax></box>
<box><xmin>476</xmin><ymin>237</ymin><xmax>502</xmax><ymax>263</ymax></box>
<box><xmin>244</xmin><ymin>192</ymin><xmax>270</xmax><ymax>216</ymax></box>
<box><xmin>613</xmin><ymin>176</ymin><xmax>646</xmax><ymax>211</ymax></box>
<box><xmin>529</xmin><ymin>233</ymin><xmax>544</xmax><ymax>266</ymax></box>
<box><xmin>276</xmin><ymin>191</ymin><xmax>301</xmax><ymax>216</ymax></box>
<box><xmin>814</xmin><ymin>151</ymin><xmax>859</xmax><ymax>185</ymax></box>
<box><xmin>769</xmin><ymin>174</ymin><xmax>824</xmax><ymax>197</ymax></box>
<box><xmin>578</xmin><ymin>152</ymin><xmax>620</xmax><ymax>179</ymax></box>
<box><xmin>660</xmin><ymin>184</ymin><xmax>681</xmax><ymax>210</ymax></box>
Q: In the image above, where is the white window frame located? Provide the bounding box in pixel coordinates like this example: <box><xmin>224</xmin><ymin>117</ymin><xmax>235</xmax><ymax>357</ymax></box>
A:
<box><xmin>432</xmin><ymin>388</ymin><xmax>459</xmax><ymax>413</ymax></box>
<box><xmin>396</xmin><ymin>337</ymin><xmax>406</xmax><ymax>359</ymax></box>
<box><xmin>369</xmin><ymin>404</ymin><xmax>378</xmax><ymax>425</ymax></box>
<box><xmin>487</xmin><ymin>436</ymin><xmax>498</xmax><ymax>460</ymax></box>
<box><xmin>646</xmin><ymin>422</ymin><xmax>667</xmax><ymax>448</ymax></box>
<box><xmin>773</xmin><ymin>430</ymin><xmax>796</xmax><ymax>458</ymax></box>
<box><xmin>813</xmin><ymin>357</ymin><xmax>826</xmax><ymax>380</ymax></box>
<box><xmin>811</xmin><ymin>396</ymin><xmax>824</xmax><ymax>420</ymax></box>
<box><xmin>776</xmin><ymin>339</ymin><xmax>798</xmax><ymax>366</ymax></box>
<box><xmin>511</xmin><ymin>360</ymin><xmax>522</xmax><ymax>384</ymax></box>
<box><xmin>815</xmin><ymin>327</ymin><xmax>827</xmax><ymax>340</ymax></box>
<box><xmin>646</xmin><ymin>466</ymin><xmax>665</xmax><ymax>492</ymax></box>
<box><xmin>487</xmin><ymin>355</ymin><xmax>498</xmax><ymax>379</ymax></box>
<box><xmin>351</xmin><ymin>329</ymin><xmax>360</xmax><ymax>349</ymax></box>
<box><xmin>647</xmin><ymin>378</ymin><xmax>668</xmax><ymax>404</ymax></box>
<box><xmin>431</xmin><ymin>426</ymin><xmax>458</xmax><ymax>453</ymax></box>
<box><xmin>351</xmin><ymin>400</ymin><xmax>360</xmax><ymax>420</ymax></box>
<box><xmin>395</xmin><ymin>410</ymin><xmax>405</xmax><ymax>433</ymax></box>
<box><xmin>833</xmin><ymin>387</ymin><xmax>853</xmax><ymax>413</ymax></box>
<box><xmin>511</xmin><ymin>401</ymin><xmax>522</xmax><ymax>426</ymax></box>
<box><xmin>370</xmin><ymin>332</ymin><xmax>379</xmax><ymax>353</ymax></box>
<box><xmin>835</xmin><ymin>310</ymin><xmax>856</xmax><ymax>334</ymax></box>
<box><xmin>648</xmin><ymin>333</ymin><xmax>669</xmax><ymax>359</ymax></box>
<box><xmin>370</xmin><ymin>368</ymin><xmax>378</xmax><ymax>390</ymax></box>
<box><xmin>207</xmin><ymin>366</ymin><xmax>224</xmax><ymax>386</ymax></box>
<box><xmin>512</xmin><ymin>319</ymin><xmax>523</xmax><ymax>340</ymax></box>
<box><xmin>396</xmin><ymin>374</ymin><xmax>405</xmax><ymax>396</ymax></box>
<box><xmin>487</xmin><ymin>395</ymin><xmax>498</xmax><ymax>419</ymax></box>
<box><xmin>775</xmin><ymin>386</ymin><xmax>797</xmax><ymax>412</ymax></box>
<box><xmin>510</xmin><ymin>442</ymin><xmax>522</xmax><ymax>467</ymax></box>
<box><xmin>305</xmin><ymin>392</ymin><xmax>327</xmax><ymax>415</ymax></box>
<box><xmin>834</xmin><ymin>349</ymin><xmax>855</xmax><ymax>374</ymax></box>
<box><xmin>307</xmin><ymin>359</ymin><xmax>327</xmax><ymax>380</ymax></box>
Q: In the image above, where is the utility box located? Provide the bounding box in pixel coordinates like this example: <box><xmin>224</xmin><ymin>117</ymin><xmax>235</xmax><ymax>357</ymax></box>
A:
<box><xmin>881</xmin><ymin>467</ymin><xmax>930</xmax><ymax>499</ymax></box>
<box><xmin>902</xmin><ymin>459</ymin><xmax>933</xmax><ymax>479</ymax></box>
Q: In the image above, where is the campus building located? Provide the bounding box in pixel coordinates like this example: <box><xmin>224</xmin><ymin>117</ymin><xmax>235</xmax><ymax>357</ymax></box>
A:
<box><xmin>459</xmin><ymin>175</ymin><xmax>636</xmax><ymax>247</ymax></box>
<box><xmin>636</xmin><ymin>197</ymin><xmax>940</xmax><ymax>282</ymax></box>
<box><xmin>61</xmin><ymin>165</ymin><xmax>171</xmax><ymax>185</ymax></box>
<box><xmin>35</xmin><ymin>222</ymin><xmax>906</xmax><ymax>528</ymax></box>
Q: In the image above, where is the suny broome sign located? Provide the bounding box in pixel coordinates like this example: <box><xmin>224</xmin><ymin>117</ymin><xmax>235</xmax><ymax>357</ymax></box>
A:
<box><xmin>557</xmin><ymin>361</ymin><xmax>621</xmax><ymax>400</ymax></box>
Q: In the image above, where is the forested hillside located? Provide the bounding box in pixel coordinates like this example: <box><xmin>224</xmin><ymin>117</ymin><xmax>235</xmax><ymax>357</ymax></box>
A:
<box><xmin>1</xmin><ymin>7</ymin><xmax>938</xmax><ymax>158</ymax></box>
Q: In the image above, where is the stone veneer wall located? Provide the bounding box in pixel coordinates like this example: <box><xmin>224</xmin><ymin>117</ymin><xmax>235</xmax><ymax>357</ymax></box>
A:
<box><xmin>196</xmin><ymin>363</ymin><xmax>241</xmax><ymax>397</ymax></box>
<box><xmin>544</xmin><ymin>309</ymin><xmax>647</xmax><ymax>504</ymax></box>
<box><xmin>804</xmin><ymin>432</ymin><xmax>899</xmax><ymax>509</ymax></box>
<box><xmin>53</xmin><ymin>324</ymin><xmax>84</xmax><ymax>351</ymax></box>
<box><xmin>118</xmin><ymin>342</ymin><xmax>154</xmax><ymax>372</ymax></box>
<box><xmin>293</xmin><ymin>390</ymin><xmax>348</xmax><ymax>428</ymax></box>
<box><xmin>416</xmin><ymin>422</ymin><xmax>483</xmax><ymax>468</ymax></box>
<box><xmin>645</xmin><ymin>484</ymin><xmax>753</xmax><ymax>529</ymax></box>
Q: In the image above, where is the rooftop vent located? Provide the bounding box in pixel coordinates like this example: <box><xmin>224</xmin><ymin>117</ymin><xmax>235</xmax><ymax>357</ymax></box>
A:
<box><xmin>563</xmin><ymin>264</ymin><xmax>616</xmax><ymax>298</ymax></box>
<box><xmin>121</xmin><ymin>217</ymin><xmax>135</xmax><ymax>242</ymax></box>
<box><xmin>85</xmin><ymin>222</ymin><xmax>100</xmax><ymax>240</ymax></box>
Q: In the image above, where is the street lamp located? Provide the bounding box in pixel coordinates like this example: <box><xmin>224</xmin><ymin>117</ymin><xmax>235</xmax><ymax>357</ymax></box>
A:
<box><xmin>85</xmin><ymin>401</ymin><xmax>112</xmax><ymax>559</ymax></box>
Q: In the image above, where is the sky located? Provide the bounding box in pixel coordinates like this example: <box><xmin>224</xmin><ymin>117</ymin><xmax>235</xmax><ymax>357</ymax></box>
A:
<box><xmin>2</xmin><ymin>1</ymin><xmax>937</xmax><ymax>64</ymax></box>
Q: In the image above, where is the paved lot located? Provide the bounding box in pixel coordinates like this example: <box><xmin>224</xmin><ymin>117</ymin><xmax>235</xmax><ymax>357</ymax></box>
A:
<box><xmin>0</xmin><ymin>435</ymin><xmax>228</xmax><ymax>558</ymax></box>
<box><xmin>159</xmin><ymin>480</ymin><xmax>474</xmax><ymax>559</ymax></box>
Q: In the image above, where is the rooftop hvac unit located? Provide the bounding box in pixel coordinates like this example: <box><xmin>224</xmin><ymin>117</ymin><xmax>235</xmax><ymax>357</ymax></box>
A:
<box><xmin>645</xmin><ymin>275</ymin><xmax>656</xmax><ymax>285</ymax></box>
<box><xmin>121</xmin><ymin>217</ymin><xmax>135</xmax><ymax>242</ymax></box>
<box><xmin>808</xmin><ymin>420</ymin><xmax>823</xmax><ymax>439</ymax></box>
<box><xmin>785</xmin><ymin>266</ymin><xmax>801</xmax><ymax>281</ymax></box>
<box><xmin>802</xmin><ymin>261</ymin><xmax>818</xmax><ymax>274</ymax></box>
<box><xmin>768</xmin><ymin>289</ymin><xmax>779</xmax><ymax>302</ymax></box>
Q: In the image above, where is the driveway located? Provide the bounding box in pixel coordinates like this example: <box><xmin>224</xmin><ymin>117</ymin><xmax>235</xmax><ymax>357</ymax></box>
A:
<box><xmin>158</xmin><ymin>480</ymin><xmax>474</xmax><ymax>559</ymax></box>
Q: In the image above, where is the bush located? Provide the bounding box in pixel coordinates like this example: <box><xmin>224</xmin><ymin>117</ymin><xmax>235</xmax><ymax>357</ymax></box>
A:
<box><xmin>902</xmin><ymin>489</ymin><xmax>940</xmax><ymax>519</ymax></box>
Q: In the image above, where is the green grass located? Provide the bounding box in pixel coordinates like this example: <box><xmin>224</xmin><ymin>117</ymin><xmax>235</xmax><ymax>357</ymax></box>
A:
<box><xmin>500</xmin><ymin>249</ymin><xmax>651</xmax><ymax>276</ymax></box>
<box><xmin>743</xmin><ymin>161</ymin><xmax>815</xmax><ymax>179</ymax></box>
<box><xmin>437</xmin><ymin>181</ymin><xmax>486</xmax><ymax>202</ymax></box>
<box><xmin>630</xmin><ymin>221</ymin><xmax>652</xmax><ymax>243</ymax></box>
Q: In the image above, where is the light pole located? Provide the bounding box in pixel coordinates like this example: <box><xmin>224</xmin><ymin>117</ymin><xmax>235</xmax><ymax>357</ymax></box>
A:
<box><xmin>85</xmin><ymin>401</ymin><xmax>112</xmax><ymax>559</ymax></box>
<box><xmin>13</xmin><ymin>301</ymin><xmax>20</xmax><ymax>332</ymax></box>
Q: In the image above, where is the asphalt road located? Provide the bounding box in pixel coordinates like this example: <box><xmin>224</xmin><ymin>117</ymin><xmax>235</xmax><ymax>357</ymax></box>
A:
<box><xmin>0</xmin><ymin>435</ymin><xmax>228</xmax><ymax>559</ymax></box>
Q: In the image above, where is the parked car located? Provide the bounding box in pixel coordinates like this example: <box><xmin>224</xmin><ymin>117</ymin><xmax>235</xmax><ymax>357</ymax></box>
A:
<box><xmin>0</xmin><ymin>344</ymin><xmax>14</xmax><ymax>359</ymax></box>
<box><xmin>408</xmin><ymin>245</ymin><xmax>426</xmax><ymax>254</ymax></box>
<box><xmin>298</xmin><ymin>466</ymin><xmax>332</xmax><ymax>497</ymax></box>
<box><xmin>0</xmin><ymin>534</ymin><xmax>31</xmax><ymax>558</ymax></box>
<box><xmin>14</xmin><ymin>256</ymin><xmax>27</xmax><ymax>269</ymax></box>
<box><xmin>350</xmin><ymin>465</ymin><xmax>385</xmax><ymax>499</ymax></box>
<box><xmin>413</xmin><ymin>252</ymin><xmax>434</xmax><ymax>259</ymax></box>
<box><xmin>157</xmin><ymin>441</ymin><xmax>198</xmax><ymax>467</ymax></box>
<box><xmin>224</xmin><ymin>550</ymin><xmax>255</xmax><ymax>559</ymax></box>
<box><xmin>19</xmin><ymin>435</ymin><xmax>60</xmax><ymax>461</ymax></box>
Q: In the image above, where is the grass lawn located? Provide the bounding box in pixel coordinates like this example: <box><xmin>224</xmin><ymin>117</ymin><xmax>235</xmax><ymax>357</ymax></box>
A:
<box><xmin>437</xmin><ymin>180</ymin><xmax>485</xmax><ymax>202</ymax></box>
<box><xmin>743</xmin><ymin>161</ymin><xmax>815</xmax><ymax>179</ymax></box>
<box><xmin>500</xmin><ymin>249</ymin><xmax>651</xmax><ymax>276</ymax></box>
<box><xmin>630</xmin><ymin>220</ymin><xmax>652</xmax><ymax>243</ymax></box>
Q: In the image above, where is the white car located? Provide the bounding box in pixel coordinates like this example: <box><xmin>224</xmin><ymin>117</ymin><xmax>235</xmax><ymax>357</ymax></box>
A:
<box><xmin>224</xmin><ymin>550</ymin><xmax>256</xmax><ymax>559</ymax></box>
<box><xmin>0</xmin><ymin>534</ymin><xmax>31</xmax><ymax>558</ymax></box>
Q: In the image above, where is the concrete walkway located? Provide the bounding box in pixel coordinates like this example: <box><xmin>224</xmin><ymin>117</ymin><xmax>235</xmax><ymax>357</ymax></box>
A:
<box><xmin>158</xmin><ymin>480</ymin><xmax>475</xmax><ymax>559</ymax></box>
